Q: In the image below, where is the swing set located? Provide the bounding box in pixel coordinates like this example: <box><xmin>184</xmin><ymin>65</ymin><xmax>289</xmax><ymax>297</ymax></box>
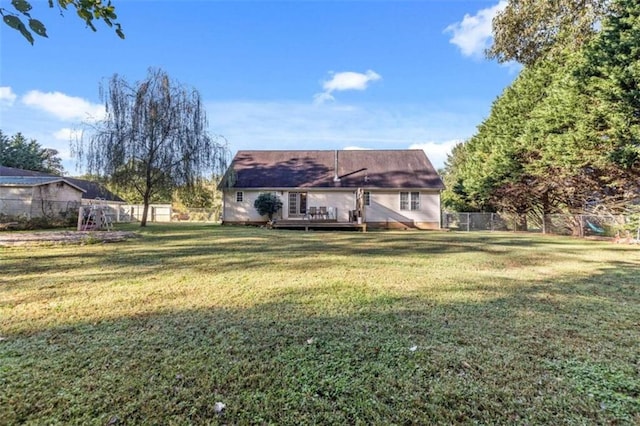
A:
<box><xmin>77</xmin><ymin>201</ymin><xmax>113</xmax><ymax>231</ymax></box>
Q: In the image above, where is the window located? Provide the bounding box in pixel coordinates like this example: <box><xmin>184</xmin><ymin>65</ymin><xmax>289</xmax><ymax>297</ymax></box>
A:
<box><xmin>411</xmin><ymin>192</ymin><xmax>420</xmax><ymax>210</ymax></box>
<box><xmin>236</xmin><ymin>191</ymin><xmax>243</xmax><ymax>202</ymax></box>
<box><xmin>364</xmin><ymin>191</ymin><xmax>371</xmax><ymax>206</ymax></box>
<box><xmin>400</xmin><ymin>192</ymin><xmax>408</xmax><ymax>210</ymax></box>
<box><xmin>400</xmin><ymin>192</ymin><xmax>420</xmax><ymax>210</ymax></box>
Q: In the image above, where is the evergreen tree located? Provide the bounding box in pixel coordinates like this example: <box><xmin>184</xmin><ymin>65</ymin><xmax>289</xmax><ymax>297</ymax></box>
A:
<box><xmin>0</xmin><ymin>130</ymin><xmax>64</xmax><ymax>174</ymax></box>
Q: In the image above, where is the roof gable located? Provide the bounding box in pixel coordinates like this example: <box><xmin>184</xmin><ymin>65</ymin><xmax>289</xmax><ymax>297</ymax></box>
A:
<box><xmin>0</xmin><ymin>166</ymin><xmax>126</xmax><ymax>202</ymax></box>
<box><xmin>221</xmin><ymin>150</ymin><xmax>444</xmax><ymax>190</ymax></box>
<box><xmin>0</xmin><ymin>176</ymin><xmax>86</xmax><ymax>192</ymax></box>
<box><xmin>63</xmin><ymin>177</ymin><xmax>126</xmax><ymax>202</ymax></box>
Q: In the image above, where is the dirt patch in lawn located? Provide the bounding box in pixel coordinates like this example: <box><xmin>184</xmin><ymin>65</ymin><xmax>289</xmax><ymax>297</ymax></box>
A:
<box><xmin>0</xmin><ymin>230</ymin><xmax>139</xmax><ymax>247</ymax></box>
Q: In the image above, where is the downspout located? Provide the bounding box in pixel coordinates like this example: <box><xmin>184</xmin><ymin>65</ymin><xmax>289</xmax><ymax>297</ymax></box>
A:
<box><xmin>221</xmin><ymin>190</ymin><xmax>226</xmax><ymax>224</ymax></box>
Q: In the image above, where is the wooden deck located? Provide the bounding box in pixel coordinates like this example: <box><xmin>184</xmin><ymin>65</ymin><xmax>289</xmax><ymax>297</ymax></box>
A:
<box><xmin>272</xmin><ymin>220</ymin><xmax>367</xmax><ymax>232</ymax></box>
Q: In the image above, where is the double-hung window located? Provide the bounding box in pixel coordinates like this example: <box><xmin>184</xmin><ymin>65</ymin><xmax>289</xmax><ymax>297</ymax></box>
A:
<box><xmin>410</xmin><ymin>192</ymin><xmax>420</xmax><ymax>210</ymax></box>
<box><xmin>400</xmin><ymin>191</ymin><xmax>420</xmax><ymax>211</ymax></box>
<box><xmin>364</xmin><ymin>191</ymin><xmax>371</xmax><ymax>206</ymax></box>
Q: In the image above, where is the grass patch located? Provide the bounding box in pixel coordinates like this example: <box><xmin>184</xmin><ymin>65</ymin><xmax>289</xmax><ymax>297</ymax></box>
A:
<box><xmin>1</xmin><ymin>224</ymin><xmax>639</xmax><ymax>424</ymax></box>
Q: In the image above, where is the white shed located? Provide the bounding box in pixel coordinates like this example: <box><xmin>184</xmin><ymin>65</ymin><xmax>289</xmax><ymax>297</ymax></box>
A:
<box><xmin>0</xmin><ymin>176</ymin><xmax>85</xmax><ymax>219</ymax></box>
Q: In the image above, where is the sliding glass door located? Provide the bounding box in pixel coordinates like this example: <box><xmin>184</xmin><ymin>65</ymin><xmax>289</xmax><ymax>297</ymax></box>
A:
<box><xmin>288</xmin><ymin>192</ymin><xmax>307</xmax><ymax>217</ymax></box>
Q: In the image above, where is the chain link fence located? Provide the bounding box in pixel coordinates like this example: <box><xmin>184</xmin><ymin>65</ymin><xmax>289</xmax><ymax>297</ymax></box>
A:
<box><xmin>1</xmin><ymin>200</ymin><xmax>137</xmax><ymax>225</ymax></box>
<box><xmin>1</xmin><ymin>199</ymin><xmax>82</xmax><ymax>229</ymax></box>
<box><xmin>0</xmin><ymin>199</ymin><xmax>81</xmax><ymax>221</ymax></box>
<box><xmin>443</xmin><ymin>212</ymin><xmax>640</xmax><ymax>239</ymax></box>
<box><xmin>1</xmin><ymin>200</ymin><xmax>223</xmax><ymax>226</ymax></box>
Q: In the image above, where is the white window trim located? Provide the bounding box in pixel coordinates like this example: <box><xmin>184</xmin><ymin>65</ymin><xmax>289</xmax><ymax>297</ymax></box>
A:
<box><xmin>411</xmin><ymin>192</ymin><xmax>420</xmax><ymax>211</ymax></box>
<box><xmin>400</xmin><ymin>191</ymin><xmax>420</xmax><ymax>211</ymax></box>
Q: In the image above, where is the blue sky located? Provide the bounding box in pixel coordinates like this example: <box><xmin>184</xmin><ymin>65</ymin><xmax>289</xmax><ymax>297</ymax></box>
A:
<box><xmin>0</xmin><ymin>0</ymin><xmax>515</xmax><ymax>173</ymax></box>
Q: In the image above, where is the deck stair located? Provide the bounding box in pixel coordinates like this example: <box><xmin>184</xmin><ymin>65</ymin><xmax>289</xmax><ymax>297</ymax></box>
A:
<box><xmin>272</xmin><ymin>219</ymin><xmax>366</xmax><ymax>232</ymax></box>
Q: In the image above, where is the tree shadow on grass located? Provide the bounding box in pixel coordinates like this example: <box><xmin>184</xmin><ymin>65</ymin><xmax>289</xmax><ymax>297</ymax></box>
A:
<box><xmin>2</xmin><ymin>227</ymin><xmax>638</xmax><ymax>324</ymax></box>
<box><xmin>2</xmin><ymin>264</ymin><xmax>639</xmax><ymax>425</ymax></box>
<box><xmin>4</xmin><ymin>226</ymin><xmax>634</xmax><ymax>283</ymax></box>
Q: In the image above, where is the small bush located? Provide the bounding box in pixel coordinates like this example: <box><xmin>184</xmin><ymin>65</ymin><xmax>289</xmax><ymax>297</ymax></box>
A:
<box><xmin>254</xmin><ymin>193</ymin><xmax>283</xmax><ymax>220</ymax></box>
<box><xmin>0</xmin><ymin>212</ymin><xmax>78</xmax><ymax>231</ymax></box>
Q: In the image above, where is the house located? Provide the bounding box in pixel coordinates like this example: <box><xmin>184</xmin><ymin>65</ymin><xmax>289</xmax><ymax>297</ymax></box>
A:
<box><xmin>218</xmin><ymin>150</ymin><xmax>445</xmax><ymax>229</ymax></box>
<box><xmin>0</xmin><ymin>165</ymin><xmax>128</xmax><ymax>221</ymax></box>
<box><xmin>0</xmin><ymin>175</ymin><xmax>85</xmax><ymax>220</ymax></box>
<box><xmin>0</xmin><ymin>166</ymin><xmax>178</xmax><ymax>223</ymax></box>
<box><xmin>0</xmin><ymin>166</ymin><xmax>126</xmax><ymax>202</ymax></box>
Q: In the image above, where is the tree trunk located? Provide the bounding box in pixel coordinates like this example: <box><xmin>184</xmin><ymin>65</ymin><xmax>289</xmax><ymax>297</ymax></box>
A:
<box><xmin>140</xmin><ymin>162</ymin><xmax>154</xmax><ymax>227</ymax></box>
<box><xmin>541</xmin><ymin>191</ymin><xmax>550</xmax><ymax>234</ymax></box>
<box><xmin>515</xmin><ymin>213</ymin><xmax>528</xmax><ymax>231</ymax></box>
<box><xmin>140</xmin><ymin>188</ymin><xmax>152</xmax><ymax>227</ymax></box>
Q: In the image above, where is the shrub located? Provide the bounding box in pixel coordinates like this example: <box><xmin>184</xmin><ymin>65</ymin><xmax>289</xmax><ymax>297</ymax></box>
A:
<box><xmin>253</xmin><ymin>193</ymin><xmax>283</xmax><ymax>220</ymax></box>
<box><xmin>0</xmin><ymin>211</ymin><xmax>77</xmax><ymax>231</ymax></box>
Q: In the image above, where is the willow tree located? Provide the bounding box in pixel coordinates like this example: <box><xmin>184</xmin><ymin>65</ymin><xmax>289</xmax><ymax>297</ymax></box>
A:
<box><xmin>74</xmin><ymin>68</ymin><xmax>228</xmax><ymax>226</ymax></box>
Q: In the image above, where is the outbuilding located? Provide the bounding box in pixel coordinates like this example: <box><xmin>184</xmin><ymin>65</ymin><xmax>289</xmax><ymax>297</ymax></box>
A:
<box><xmin>0</xmin><ymin>175</ymin><xmax>85</xmax><ymax>220</ymax></box>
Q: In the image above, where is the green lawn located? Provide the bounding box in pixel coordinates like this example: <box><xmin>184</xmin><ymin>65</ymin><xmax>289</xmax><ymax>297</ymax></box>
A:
<box><xmin>1</xmin><ymin>224</ymin><xmax>639</xmax><ymax>425</ymax></box>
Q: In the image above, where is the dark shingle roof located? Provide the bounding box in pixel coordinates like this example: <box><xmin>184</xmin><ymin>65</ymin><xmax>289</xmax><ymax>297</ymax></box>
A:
<box><xmin>63</xmin><ymin>177</ymin><xmax>126</xmax><ymax>202</ymax></box>
<box><xmin>221</xmin><ymin>150</ymin><xmax>444</xmax><ymax>190</ymax></box>
<box><xmin>0</xmin><ymin>166</ymin><xmax>126</xmax><ymax>202</ymax></box>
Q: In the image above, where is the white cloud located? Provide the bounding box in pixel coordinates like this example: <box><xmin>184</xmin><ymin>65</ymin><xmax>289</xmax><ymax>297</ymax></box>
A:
<box><xmin>47</xmin><ymin>128</ymin><xmax>80</xmax><ymax>160</ymax></box>
<box><xmin>314</xmin><ymin>70</ymin><xmax>382</xmax><ymax>104</ymax></box>
<box><xmin>0</xmin><ymin>86</ymin><xmax>17</xmax><ymax>106</ymax></box>
<box><xmin>21</xmin><ymin>90</ymin><xmax>105</xmax><ymax>121</ymax></box>
<box><xmin>313</xmin><ymin>92</ymin><xmax>335</xmax><ymax>104</ymax></box>
<box><xmin>1</xmin><ymin>93</ymin><xmax>481</xmax><ymax>173</ymax></box>
<box><xmin>444</xmin><ymin>1</ymin><xmax>507</xmax><ymax>58</ymax></box>
<box><xmin>409</xmin><ymin>140</ymin><xmax>463</xmax><ymax>170</ymax></box>
<box><xmin>323</xmin><ymin>70</ymin><xmax>382</xmax><ymax>92</ymax></box>
<box><xmin>206</xmin><ymin>100</ymin><xmax>480</xmax><ymax>171</ymax></box>
<box><xmin>502</xmin><ymin>60</ymin><xmax>523</xmax><ymax>74</ymax></box>
<box><xmin>53</xmin><ymin>127</ymin><xmax>83</xmax><ymax>142</ymax></box>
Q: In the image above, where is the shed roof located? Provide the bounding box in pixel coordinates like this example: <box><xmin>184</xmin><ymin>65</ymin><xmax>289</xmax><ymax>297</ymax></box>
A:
<box><xmin>221</xmin><ymin>150</ymin><xmax>444</xmax><ymax>190</ymax></box>
<box><xmin>0</xmin><ymin>176</ymin><xmax>85</xmax><ymax>192</ymax></box>
<box><xmin>63</xmin><ymin>177</ymin><xmax>126</xmax><ymax>202</ymax></box>
<box><xmin>0</xmin><ymin>166</ymin><xmax>125</xmax><ymax>201</ymax></box>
